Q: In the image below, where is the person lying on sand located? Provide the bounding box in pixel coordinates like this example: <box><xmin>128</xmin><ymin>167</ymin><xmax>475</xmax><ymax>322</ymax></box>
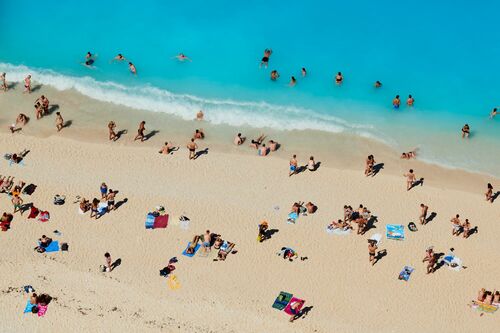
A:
<box><xmin>202</xmin><ymin>230</ymin><xmax>212</xmax><ymax>253</ymax></box>
<box><xmin>305</xmin><ymin>202</ymin><xmax>317</xmax><ymax>214</ymax></box>
<box><xmin>215</xmin><ymin>241</ymin><xmax>235</xmax><ymax>261</ymax></box>
<box><xmin>90</xmin><ymin>198</ymin><xmax>99</xmax><ymax>219</ymax></box>
<box><xmin>343</xmin><ymin>205</ymin><xmax>353</xmax><ymax>222</ymax></box>
<box><xmin>11</xmin><ymin>194</ymin><xmax>23</xmax><ymax>215</ymax></box>
<box><xmin>186</xmin><ymin>235</ymin><xmax>201</xmax><ymax>254</ymax></box>
<box><xmin>268</xmin><ymin>140</ymin><xmax>279</xmax><ymax>151</ymax></box>
<box><xmin>234</xmin><ymin>133</ymin><xmax>245</xmax><ymax>145</ymax></box>
<box><xmin>328</xmin><ymin>219</ymin><xmax>352</xmax><ymax>231</ymax></box>
<box><xmin>422</xmin><ymin>247</ymin><xmax>437</xmax><ymax>274</ymax></box>
<box><xmin>39</xmin><ymin>235</ymin><xmax>52</xmax><ymax>248</ymax></box>
<box><xmin>193</xmin><ymin>129</ymin><xmax>205</xmax><ymax>140</ymax></box>
<box><xmin>16</xmin><ymin>113</ymin><xmax>29</xmax><ymax>127</ymax></box>
<box><xmin>159</xmin><ymin>142</ymin><xmax>175</xmax><ymax>155</ymax></box>
<box><xmin>291</xmin><ymin>202</ymin><xmax>304</xmax><ymax>214</ymax></box>
<box><xmin>0</xmin><ymin>176</ymin><xmax>14</xmax><ymax>192</ymax></box>
<box><xmin>289</xmin><ymin>299</ymin><xmax>305</xmax><ymax>322</ymax></box>
<box><xmin>79</xmin><ymin>198</ymin><xmax>90</xmax><ymax>213</ymax></box>
<box><xmin>249</xmin><ymin>134</ymin><xmax>265</xmax><ymax>149</ymax></box>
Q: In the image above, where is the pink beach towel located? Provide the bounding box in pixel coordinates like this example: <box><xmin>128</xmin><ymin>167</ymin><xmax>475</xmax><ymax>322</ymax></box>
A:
<box><xmin>37</xmin><ymin>304</ymin><xmax>48</xmax><ymax>317</ymax></box>
<box><xmin>153</xmin><ymin>214</ymin><xmax>169</xmax><ymax>229</ymax></box>
<box><xmin>284</xmin><ymin>297</ymin><xmax>305</xmax><ymax>316</ymax></box>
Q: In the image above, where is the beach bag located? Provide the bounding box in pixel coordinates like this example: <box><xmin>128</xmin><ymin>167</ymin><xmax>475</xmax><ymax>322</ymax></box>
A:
<box><xmin>53</xmin><ymin>195</ymin><xmax>65</xmax><ymax>205</ymax></box>
<box><xmin>61</xmin><ymin>243</ymin><xmax>69</xmax><ymax>251</ymax></box>
<box><xmin>38</xmin><ymin>211</ymin><xmax>50</xmax><ymax>222</ymax></box>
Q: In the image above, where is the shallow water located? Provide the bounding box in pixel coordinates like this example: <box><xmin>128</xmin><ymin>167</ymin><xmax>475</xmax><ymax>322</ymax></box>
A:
<box><xmin>1</xmin><ymin>0</ymin><xmax>499</xmax><ymax>176</ymax></box>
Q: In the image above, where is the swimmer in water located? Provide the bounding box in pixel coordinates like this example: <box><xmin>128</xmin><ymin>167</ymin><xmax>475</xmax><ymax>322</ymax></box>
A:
<box><xmin>174</xmin><ymin>53</ymin><xmax>191</xmax><ymax>62</ymax></box>
<box><xmin>401</xmin><ymin>150</ymin><xmax>417</xmax><ymax>159</ymax></box>
<box><xmin>196</xmin><ymin>110</ymin><xmax>204</xmax><ymax>121</ymax></box>
<box><xmin>270</xmin><ymin>70</ymin><xmax>279</xmax><ymax>81</ymax></box>
<box><xmin>393</xmin><ymin>95</ymin><xmax>401</xmax><ymax>109</ymax></box>
<box><xmin>301</xmin><ymin>67</ymin><xmax>307</xmax><ymax>77</ymax></box>
<box><xmin>490</xmin><ymin>107</ymin><xmax>497</xmax><ymax>119</ymax></box>
<box><xmin>128</xmin><ymin>62</ymin><xmax>137</xmax><ymax>75</ymax></box>
<box><xmin>461</xmin><ymin>124</ymin><xmax>470</xmax><ymax>139</ymax></box>
<box><xmin>407</xmin><ymin>94</ymin><xmax>414</xmax><ymax>107</ymax></box>
<box><xmin>335</xmin><ymin>72</ymin><xmax>343</xmax><ymax>85</ymax></box>
<box><xmin>260</xmin><ymin>49</ymin><xmax>272</xmax><ymax>68</ymax></box>
<box><xmin>1</xmin><ymin>72</ymin><xmax>7</xmax><ymax>92</ymax></box>
<box><xmin>84</xmin><ymin>52</ymin><xmax>95</xmax><ymax>66</ymax></box>
<box><xmin>374</xmin><ymin>81</ymin><xmax>382</xmax><ymax>88</ymax></box>
<box><xmin>112</xmin><ymin>53</ymin><xmax>125</xmax><ymax>62</ymax></box>
<box><xmin>289</xmin><ymin>76</ymin><xmax>297</xmax><ymax>87</ymax></box>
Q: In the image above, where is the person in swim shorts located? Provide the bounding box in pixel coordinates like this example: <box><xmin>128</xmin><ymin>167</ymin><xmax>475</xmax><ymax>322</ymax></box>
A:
<box><xmin>260</xmin><ymin>49</ymin><xmax>272</xmax><ymax>68</ymax></box>
<box><xmin>289</xmin><ymin>154</ymin><xmax>298</xmax><ymax>177</ymax></box>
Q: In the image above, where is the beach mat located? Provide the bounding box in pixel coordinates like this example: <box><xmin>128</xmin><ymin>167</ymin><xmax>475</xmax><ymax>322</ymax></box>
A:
<box><xmin>153</xmin><ymin>214</ymin><xmax>169</xmax><ymax>229</ymax></box>
<box><xmin>145</xmin><ymin>213</ymin><xmax>155</xmax><ymax>229</ymax></box>
<box><xmin>37</xmin><ymin>304</ymin><xmax>48</xmax><ymax>317</ymax></box>
<box><xmin>287</xmin><ymin>212</ymin><xmax>298</xmax><ymax>224</ymax></box>
<box><xmin>386</xmin><ymin>224</ymin><xmax>405</xmax><ymax>240</ymax></box>
<box><xmin>23</xmin><ymin>300</ymin><xmax>35</xmax><ymax>313</ymax></box>
<box><xmin>326</xmin><ymin>226</ymin><xmax>351</xmax><ymax>235</ymax></box>
<box><xmin>398</xmin><ymin>266</ymin><xmax>414</xmax><ymax>281</ymax></box>
<box><xmin>272</xmin><ymin>292</ymin><xmax>293</xmax><ymax>310</ymax></box>
<box><xmin>476</xmin><ymin>302</ymin><xmax>498</xmax><ymax>314</ymax></box>
<box><xmin>284</xmin><ymin>297</ymin><xmax>305</xmax><ymax>316</ymax></box>
<box><xmin>167</xmin><ymin>275</ymin><xmax>181</xmax><ymax>290</ymax></box>
<box><xmin>182</xmin><ymin>242</ymin><xmax>200</xmax><ymax>257</ymax></box>
<box><xmin>369</xmin><ymin>233</ymin><xmax>382</xmax><ymax>244</ymax></box>
<box><xmin>42</xmin><ymin>241</ymin><xmax>59</xmax><ymax>253</ymax></box>
<box><xmin>443</xmin><ymin>255</ymin><xmax>462</xmax><ymax>271</ymax></box>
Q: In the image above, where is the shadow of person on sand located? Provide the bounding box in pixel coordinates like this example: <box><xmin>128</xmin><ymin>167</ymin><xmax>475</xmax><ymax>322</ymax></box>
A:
<box><xmin>409</xmin><ymin>178</ymin><xmax>424</xmax><ymax>191</ymax></box>
<box><xmin>111</xmin><ymin>258</ymin><xmax>122</xmax><ymax>271</ymax></box>
<box><xmin>295</xmin><ymin>305</ymin><xmax>313</xmax><ymax>321</ymax></box>
<box><xmin>114</xmin><ymin>129</ymin><xmax>128</xmax><ymax>141</ymax></box>
<box><xmin>373</xmin><ymin>249</ymin><xmax>387</xmax><ymax>265</ymax></box>
<box><xmin>491</xmin><ymin>191</ymin><xmax>500</xmax><ymax>203</ymax></box>
<box><xmin>46</xmin><ymin>104</ymin><xmax>59</xmax><ymax>115</ymax></box>
<box><xmin>371</xmin><ymin>163</ymin><xmax>384</xmax><ymax>177</ymax></box>
<box><xmin>63</xmin><ymin>120</ymin><xmax>72</xmax><ymax>129</ymax></box>
<box><xmin>143</xmin><ymin>130</ymin><xmax>159</xmax><ymax>141</ymax></box>
<box><xmin>30</xmin><ymin>84</ymin><xmax>42</xmax><ymax>93</ymax></box>
<box><xmin>194</xmin><ymin>148</ymin><xmax>209</xmax><ymax>160</ymax></box>
<box><xmin>115</xmin><ymin>198</ymin><xmax>128</xmax><ymax>210</ymax></box>
<box><xmin>425</xmin><ymin>212</ymin><xmax>437</xmax><ymax>224</ymax></box>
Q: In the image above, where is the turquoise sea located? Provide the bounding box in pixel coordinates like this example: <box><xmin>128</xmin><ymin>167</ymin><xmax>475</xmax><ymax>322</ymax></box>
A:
<box><xmin>1</xmin><ymin>0</ymin><xmax>499</xmax><ymax>175</ymax></box>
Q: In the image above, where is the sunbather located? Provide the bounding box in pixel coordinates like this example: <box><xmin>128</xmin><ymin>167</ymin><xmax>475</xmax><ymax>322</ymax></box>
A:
<box><xmin>216</xmin><ymin>241</ymin><xmax>235</xmax><ymax>261</ymax></box>
<box><xmin>202</xmin><ymin>230</ymin><xmax>212</xmax><ymax>252</ymax></box>
<box><xmin>39</xmin><ymin>235</ymin><xmax>52</xmax><ymax>248</ymax></box>
<box><xmin>422</xmin><ymin>247</ymin><xmax>437</xmax><ymax>274</ymax></box>
<box><xmin>343</xmin><ymin>205</ymin><xmax>353</xmax><ymax>222</ymax></box>
<box><xmin>291</xmin><ymin>202</ymin><xmax>304</xmax><ymax>214</ymax></box>
<box><xmin>289</xmin><ymin>299</ymin><xmax>305</xmax><ymax>322</ymax></box>
<box><xmin>268</xmin><ymin>140</ymin><xmax>279</xmax><ymax>151</ymax></box>
<box><xmin>451</xmin><ymin>214</ymin><xmax>461</xmax><ymax>236</ymax></box>
<box><xmin>258</xmin><ymin>221</ymin><xmax>269</xmax><ymax>242</ymax></box>
<box><xmin>305</xmin><ymin>202</ymin><xmax>317</xmax><ymax>214</ymax></box>
<box><xmin>249</xmin><ymin>134</ymin><xmax>265</xmax><ymax>149</ymax></box>
<box><xmin>11</xmin><ymin>194</ymin><xmax>23</xmax><ymax>215</ymax></box>
<box><xmin>186</xmin><ymin>235</ymin><xmax>201</xmax><ymax>254</ymax></box>
<box><xmin>79</xmin><ymin>198</ymin><xmax>90</xmax><ymax>213</ymax></box>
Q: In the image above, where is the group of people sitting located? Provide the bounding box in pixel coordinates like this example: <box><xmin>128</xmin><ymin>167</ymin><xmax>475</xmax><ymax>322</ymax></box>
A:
<box><xmin>235</xmin><ymin>133</ymin><xmax>280</xmax><ymax>156</ymax></box>
<box><xmin>34</xmin><ymin>235</ymin><xmax>53</xmax><ymax>253</ymax></box>
<box><xmin>26</xmin><ymin>292</ymin><xmax>52</xmax><ymax>315</ymax></box>
<box><xmin>4</xmin><ymin>149</ymin><xmax>29</xmax><ymax>165</ymax></box>
<box><xmin>79</xmin><ymin>183</ymin><xmax>118</xmax><ymax>219</ymax></box>
<box><xmin>476</xmin><ymin>288</ymin><xmax>500</xmax><ymax>306</ymax></box>
<box><xmin>291</xmin><ymin>201</ymin><xmax>317</xmax><ymax>215</ymax></box>
<box><xmin>0</xmin><ymin>212</ymin><xmax>14</xmax><ymax>231</ymax></box>
<box><xmin>328</xmin><ymin>204</ymin><xmax>373</xmax><ymax>235</ymax></box>
<box><xmin>0</xmin><ymin>176</ymin><xmax>22</xmax><ymax>193</ymax></box>
<box><xmin>186</xmin><ymin>231</ymin><xmax>236</xmax><ymax>261</ymax></box>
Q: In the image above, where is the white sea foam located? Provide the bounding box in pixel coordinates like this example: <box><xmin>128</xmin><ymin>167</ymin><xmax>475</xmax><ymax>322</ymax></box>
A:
<box><xmin>0</xmin><ymin>62</ymin><xmax>386</xmax><ymax>141</ymax></box>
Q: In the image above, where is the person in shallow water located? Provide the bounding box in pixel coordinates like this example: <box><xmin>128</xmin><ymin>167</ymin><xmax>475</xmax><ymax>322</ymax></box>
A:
<box><xmin>374</xmin><ymin>80</ymin><xmax>382</xmax><ymax>88</ymax></box>
<box><xmin>128</xmin><ymin>62</ymin><xmax>137</xmax><ymax>75</ymax></box>
<box><xmin>301</xmin><ymin>67</ymin><xmax>307</xmax><ymax>77</ymax></box>
<box><xmin>461</xmin><ymin>124</ymin><xmax>470</xmax><ymax>138</ymax></box>
<box><xmin>289</xmin><ymin>76</ymin><xmax>296</xmax><ymax>87</ymax></box>
<box><xmin>260</xmin><ymin>49</ymin><xmax>272</xmax><ymax>68</ymax></box>
<box><xmin>393</xmin><ymin>95</ymin><xmax>401</xmax><ymax>109</ymax></box>
<box><xmin>335</xmin><ymin>72</ymin><xmax>343</xmax><ymax>85</ymax></box>
<box><xmin>407</xmin><ymin>94</ymin><xmax>415</xmax><ymax>106</ymax></box>
<box><xmin>85</xmin><ymin>52</ymin><xmax>95</xmax><ymax>66</ymax></box>
<box><xmin>270</xmin><ymin>70</ymin><xmax>279</xmax><ymax>81</ymax></box>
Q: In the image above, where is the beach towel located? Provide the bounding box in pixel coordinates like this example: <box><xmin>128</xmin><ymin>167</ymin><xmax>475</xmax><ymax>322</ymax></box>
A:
<box><xmin>182</xmin><ymin>242</ymin><xmax>200</xmax><ymax>257</ymax></box>
<box><xmin>153</xmin><ymin>214</ymin><xmax>169</xmax><ymax>229</ymax></box>
<box><xmin>167</xmin><ymin>275</ymin><xmax>181</xmax><ymax>290</ymax></box>
<box><xmin>386</xmin><ymin>224</ymin><xmax>405</xmax><ymax>240</ymax></box>
<box><xmin>369</xmin><ymin>233</ymin><xmax>382</xmax><ymax>245</ymax></box>
<box><xmin>475</xmin><ymin>302</ymin><xmax>498</xmax><ymax>314</ymax></box>
<box><xmin>23</xmin><ymin>300</ymin><xmax>35</xmax><ymax>313</ymax></box>
<box><xmin>398</xmin><ymin>266</ymin><xmax>414</xmax><ymax>281</ymax></box>
<box><xmin>145</xmin><ymin>213</ymin><xmax>155</xmax><ymax>229</ymax></box>
<box><xmin>40</xmin><ymin>241</ymin><xmax>59</xmax><ymax>253</ymax></box>
<box><xmin>284</xmin><ymin>297</ymin><xmax>305</xmax><ymax>316</ymax></box>
<box><xmin>326</xmin><ymin>225</ymin><xmax>351</xmax><ymax>235</ymax></box>
<box><xmin>272</xmin><ymin>292</ymin><xmax>293</xmax><ymax>310</ymax></box>
<box><xmin>38</xmin><ymin>211</ymin><xmax>50</xmax><ymax>223</ymax></box>
<box><xmin>22</xmin><ymin>184</ymin><xmax>37</xmax><ymax>195</ymax></box>
<box><xmin>37</xmin><ymin>304</ymin><xmax>48</xmax><ymax>317</ymax></box>
<box><xmin>179</xmin><ymin>216</ymin><xmax>190</xmax><ymax>230</ymax></box>
<box><xmin>443</xmin><ymin>254</ymin><xmax>462</xmax><ymax>271</ymax></box>
<box><xmin>97</xmin><ymin>202</ymin><xmax>107</xmax><ymax>215</ymax></box>
<box><xmin>287</xmin><ymin>212</ymin><xmax>298</xmax><ymax>224</ymax></box>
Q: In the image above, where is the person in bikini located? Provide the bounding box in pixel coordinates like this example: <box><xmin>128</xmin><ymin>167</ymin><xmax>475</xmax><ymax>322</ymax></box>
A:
<box><xmin>485</xmin><ymin>183</ymin><xmax>493</xmax><ymax>203</ymax></box>
<box><xmin>461</xmin><ymin>124</ymin><xmax>470</xmax><ymax>138</ymax></box>
<box><xmin>365</xmin><ymin>155</ymin><xmax>375</xmax><ymax>176</ymax></box>
<box><xmin>419</xmin><ymin>203</ymin><xmax>428</xmax><ymax>225</ymax></box>
<box><xmin>55</xmin><ymin>112</ymin><xmax>64</xmax><ymax>132</ymax></box>
<box><xmin>404</xmin><ymin>169</ymin><xmax>416</xmax><ymax>191</ymax></box>
<box><xmin>186</xmin><ymin>235</ymin><xmax>200</xmax><ymax>254</ymax></box>
<box><xmin>1</xmin><ymin>72</ymin><xmax>7</xmax><ymax>91</ymax></box>
<box><xmin>128</xmin><ymin>62</ymin><xmax>137</xmax><ymax>75</ymax></box>
<box><xmin>187</xmin><ymin>138</ymin><xmax>198</xmax><ymax>160</ymax></box>
<box><xmin>368</xmin><ymin>240</ymin><xmax>378</xmax><ymax>266</ymax></box>
<box><xmin>134</xmin><ymin>121</ymin><xmax>146</xmax><ymax>141</ymax></box>
<box><xmin>108</xmin><ymin>121</ymin><xmax>117</xmax><ymax>141</ymax></box>
<box><xmin>40</xmin><ymin>95</ymin><xmax>49</xmax><ymax>115</ymax></box>
<box><xmin>249</xmin><ymin>134</ymin><xmax>265</xmax><ymax>149</ymax></box>
<box><xmin>24</xmin><ymin>75</ymin><xmax>32</xmax><ymax>94</ymax></box>
<box><xmin>258</xmin><ymin>144</ymin><xmax>268</xmax><ymax>156</ymax></box>
<box><xmin>400</xmin><ymin>150</ymin><xmax>417</xmax><ymax>159</ymax></box>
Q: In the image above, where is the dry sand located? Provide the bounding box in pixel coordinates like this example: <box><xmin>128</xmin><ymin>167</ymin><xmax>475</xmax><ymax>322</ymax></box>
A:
<box><xmin>0</xmin><ymin>85</ymin><xmax>499</xmax><ymax>332</ymax></box>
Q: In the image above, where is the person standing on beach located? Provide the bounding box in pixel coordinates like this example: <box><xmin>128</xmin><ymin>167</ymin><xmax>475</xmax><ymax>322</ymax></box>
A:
<box><xmin>134</xmin><ymin>121</ymin><xmax>146</xmax><ymax>142</ymax></box>
<box><xmin>100</xmin><ymin>183</ymin><xmax>108</xmax><ymax>199</ymax></box>
<box><xmin>187</xmin><ymin>138</ymin><xmax>198</xmax><ymax>160</ymax></box>
<box><xmin>451</xmin><ymin>214</ymin><xmax>461</xmax><ymax>236</ymax></box>
<box><xmin>364</xmin><ymin>155</ymin><xmax>375</xmax><ymax>176</ymax></box>
<box><xmin>103</xmin><ymin>252</ymin><xmax>113</xmax><ymax>272</ymax></box>
<box><xmin>108</xmin><ymin>121</ymin><xmax>117</xmax><ymax>141</ymax></box>
<box><xmin>419</xmin><ymin>204</ymin><xmax>428</xmax><ymax>225</ymax></box>
<box><xmin>1</xmin><ymin>72</ymin><xmax>8</xmax><ymax>91</ymax></box>
<box><xmin>335</xmin><ymin>72</ymin><xmax>343</xmax><ymax>85</ymax></box>
<box><xmin>12</xmin><ymin>194</ymin><xmax>24</xmax><ymax>215</ymax></box>
<box><xmin>461</xmin><ymin>124</ymin><xmax>470</xmax><ymax>138</ymax></box>
<box><xmin>260</xmin><ymin>49</ymin><xmax>272</xmax><ymax>68</ymax></box>
<box><xmin>490</xmin><ymin>108</ymin><xmax>497</xmax><ymax>119</ymax></box>
<box><xmin>234</xmin><ymin>133</ymin><xmax>245</xmax><ymax>145</ymax></box>
<box><xmin>422</xmin><ymin>247</ymin><xmax>436</xmax><ymax>274</ymax></box>
<box><xmin>40</xmin><ymin>95</ymin><xmax>49</xmax><ymax>115</ymax></box>
<box><xmin>368</xmin><ymin>240</ymin><xmax>378</xmax><ymax>266</ymax></box>
<box><xmin>462</xmin><ymin>219</ymin><xmax>471</xmax><ymax>238</ymax></box>
<box><xmin>407</xmin><ymin>95</ymin><xmax>414</xmax><ymax>107</ymax></box>
<box><xmin>107</xmin><ymin>189</ymin><xmax>116</xmax><ymax>212</ymax></box>
<box><xmin>128</xmin><ymin>62</ymin><xmax>137</xmax><ymax>75</ymax></box>
<box><xmin>393</xmin><ymin>95</ymin><xmax>400</xmax><ymax>109</ymax></box>
<box><xmin>403</xmin><ymin>169</ymin><xmax>416</xmax><ymax>191</ymax></box>
<box><xmin>289</xmin><ymin>155</ymin><xmax>298</xmax><ymax>177</ymax></box>
<box><xmin>485</xmin><ymin>183</ymin><xmax>494</xmax><ymax>202</ymax></box>
<box><xmin>55</xmin><ymin>112</ymin><xmax>64</xmax><ymax>132</ymax></box>
<box><xmin>24</xmin><ymin>75</ymin><xmax>31</xmax><ymax>94</ymax></box>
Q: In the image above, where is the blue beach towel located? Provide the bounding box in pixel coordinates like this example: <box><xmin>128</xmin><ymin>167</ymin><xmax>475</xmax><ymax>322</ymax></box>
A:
<box><xmin>398</xmin><ymin>266</ymin><xmax>414</xmax><ymax>281</ymax></box>
<box><xmin>40</xmin><ymin>241</ymin><xmax>59</xmax><ymax>253</ymax></box>
<box><xmin>182</xmin><ymin>242</ymin><xmax>200</xmax><ymax>257</ymax></box>
<box><xmin>386</xmin><ymin>224</ymin><xmax>405</xmax><ymax>240</ymax></box>
<box><xmin>145</xmin><ymin>213</ymin><xmax>155</xmax><ymax>229</ymax></box>
<box><xmin>24</xmin><ymin>300</ymin><xmax>35</xmax><ymax>313</ymax></box>
<box><xmin>287</xmin><ymin>212</ymin><xmax>298</xmax><ymax>224</ymax></box>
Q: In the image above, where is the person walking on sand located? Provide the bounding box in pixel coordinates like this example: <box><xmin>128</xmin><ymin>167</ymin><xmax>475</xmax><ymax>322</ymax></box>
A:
<box><xmin>485</xmin><ymin>183</ymin><xmax>493</xmax><ymax>203</ymax></box>
<box><xmin>365</xmin><ymin>155</ymin><xmax>375</xmax><ymax>176</ymax></box>
<box><xmin>55</xmin><ymin>112</ymin><xmax>64</xmax><ymax>132</ymax></box>
<box><xmin>422</xmin><ymin>247</ymin><xmax>436</xmax><ymax>274</ymax></box>
<box><xmin>451</xmin><ymin>214</ymin><xmax>461</xmax><ymax>236</ymax></box>
<box><xmin>24</xmin><ymin>75</ymin><xmax>32</xmax><ymax>94</ymax></box>
<box><xmin>462</xmin><ymin>124</ymin><xmax>470</xmax><ymax>138</ymax></box>
<box><xmin>393</xmin><ymin>95</ymin><xmax>400</xmax><ymax>109</ymax></box>
<box><xmin>404</xmin><ymin>169</ymin><xmax>416</xmax><ymax>191</ymax></box>
<box><xmin>407</xmin><ymin>94</ymin><xmax>414</xmax><ymax>106</ymax></box>
<box><xmin>368</xmin><ymin>240</ymin><xmax>378</xmax><ymax>266</ymax></box>
<box><xmin>134</xmin><ymin>121</ymin><xmax>146</xmax><ymax>142</ymax></box>
<box><xmin>128</xmin><ymin>62</ymin><xmax>137</xmax><ymax>75</ymax></box>
<box><xmin>419</xmin><ymin>203</ymin><xmax>428</xmax><ymax>225</ymax></box>
<box><xmin>12</xmin><ymin>194</ymin><xmax>24</xmax><ymax>215</ymax></box>
<box><xmin>103</xmin><ymin>252</ymin><xmax>113</xmax><ymax>272</ymax></box>
<box><xmin>107</xmin><ymin>189</ymin><xmax>116</xmax><ymax>212</ymax></box>
<box><xmin>1</xmin><ymin>72</ymin><xmax>8</xmax><ymax>92</ymax></box>
<box><xmin>108</xmin><ymin>121</ymin><xmax>117</xmax><ymax>141</ymax></box>
<box><xmin>187</xmin><ymin>138</ymin><xmax>198</xmax><ymax>160</ymax></box>
<box><xmin>289</xmin><ymin>154</ymin><xmax>298</xmax><ymax>177</ymax></box>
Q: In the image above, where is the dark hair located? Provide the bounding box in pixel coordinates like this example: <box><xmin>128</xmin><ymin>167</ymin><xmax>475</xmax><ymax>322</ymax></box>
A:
<box><xmin>31</xmin><ymin>306</ymin><xmax>39</xmax><ymax>314</ymax></box>
<box><xmin>456</xmin><ymin>214</ymin><xmax>459</xmax><ymax>218</ymax></box>
<box><xmin>56</xmin><ymin>112</ymin><xmax>60</xmax><ymax>115</ymax></box>
<box><xmin>191</xmin><ymin>138</ymin><xmax>194</xmax><ymax>142</ymax></box>
<box><xmin>409</xmin><ymin>169</ymin><xmax>413</xmax><ymax>173</ymax></box>
<box><xmin>237</xmin><ymin>133</ymin><xmax>241</xmax><ymax>136</ymax></box>
<box><xmin>129</xmin><ymin>62</ymin><xmax>132</xmax><ymax>65</ymax></box>
<box><xmin>293</xmin><ymin>154</ymin><xmax>296</xmax><ymax>158</ymax></box>
<box><xmin>396</xmin><ymin>95</ymin><xmax>400</xmax><ymax>98</ymax></box>
<box><xmin>488</xmin><ymin>183</ymin><xmax>493</xmax><ymax>189</ymax></box>
<box><xmin>409</xmin><ymin>94</ymin><xmax>412</xmax><ymax>98</ymax></box>
<box><xmin>105</xmin><ymin>252</ymin><xmax>110</xmax><ymax>257</ymax></box>
<box><xmin>338</xmin><ymin>72</ymin><xmax>341</xmax><ymax>75</ymax></box>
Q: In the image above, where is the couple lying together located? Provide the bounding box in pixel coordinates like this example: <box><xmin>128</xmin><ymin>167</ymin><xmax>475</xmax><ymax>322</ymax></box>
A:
<box><xmin>291</xmin><ymin>201</ymin><xmax>317</xmax><ymax>215</ymax></box>
<box><xmin>328</xmin><ymin>204</ymin><xmax>373</xmax><ymax>235</ymax></box>
<box><xmin>186</xmin><ymin>232</ymin><xmax>236</xmax><ymax>261</ymax></box>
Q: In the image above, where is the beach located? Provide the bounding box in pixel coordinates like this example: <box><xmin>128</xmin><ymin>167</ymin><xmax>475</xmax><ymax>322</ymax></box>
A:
<box><xmin>0</xmin><ymin>85</ymin><xmax>499</xmax><ymax>332</ymax></box>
